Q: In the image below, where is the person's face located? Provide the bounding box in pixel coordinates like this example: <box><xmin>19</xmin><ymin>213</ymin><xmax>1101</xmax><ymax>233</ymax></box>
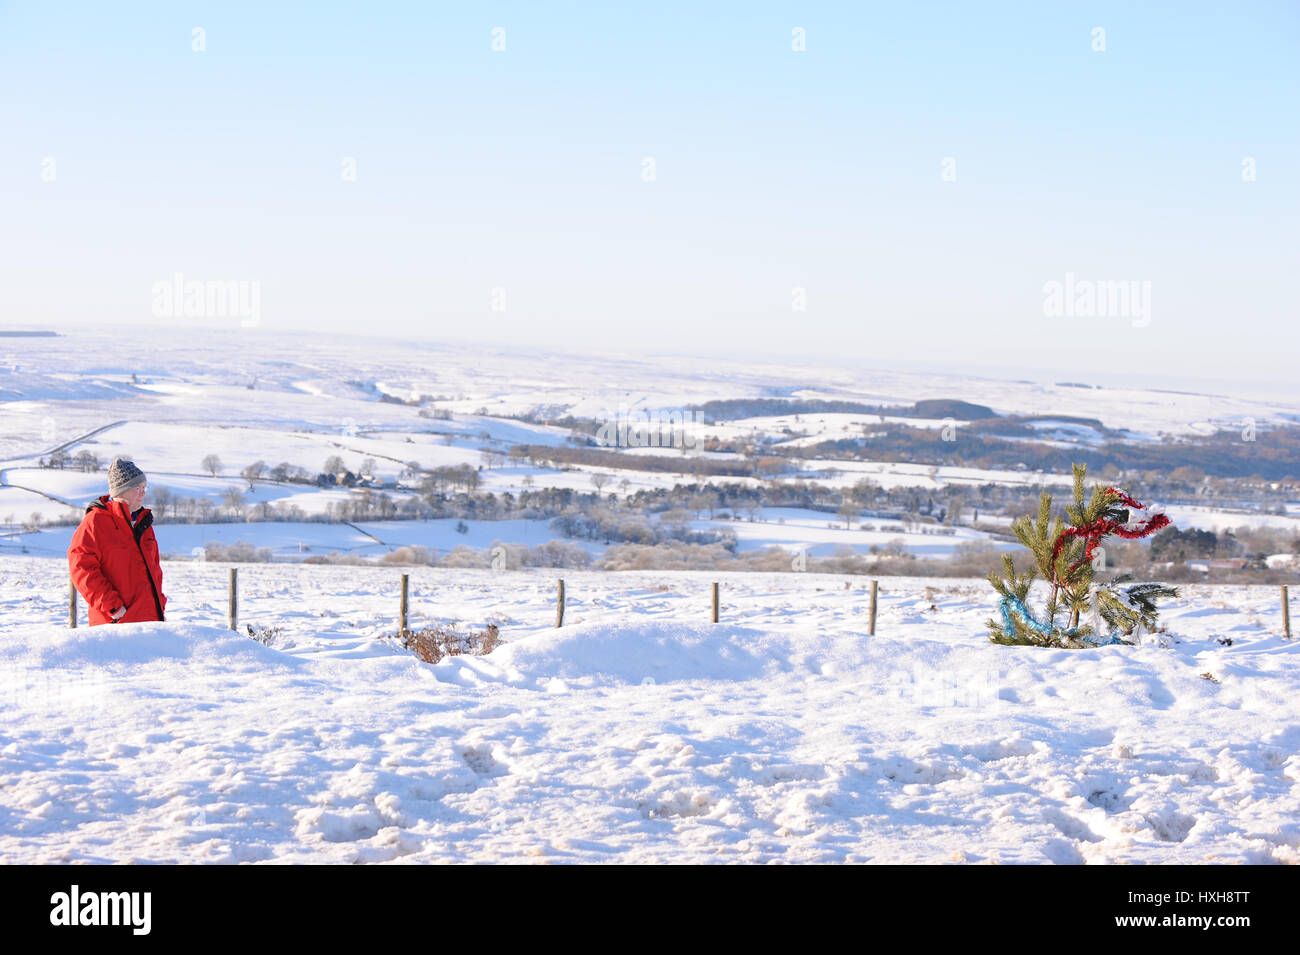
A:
<box><xmin>119</xmin><ymin>482</ymin><xmax>147</xmax><ymax>509</ymax></box>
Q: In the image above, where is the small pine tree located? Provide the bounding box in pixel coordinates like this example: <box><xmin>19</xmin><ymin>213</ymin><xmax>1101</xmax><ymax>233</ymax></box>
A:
<box><xmin>987</xmin><ymin>463</ymin><xmax>1178</xmax><ymax>648</ymax></box>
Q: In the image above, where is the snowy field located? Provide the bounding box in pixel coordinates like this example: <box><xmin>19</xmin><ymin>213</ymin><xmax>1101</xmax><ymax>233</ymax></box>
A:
<box><xmin>2</xmin><ymin>556</ymin><xmax>1297</xmax><ymax>864</ymax></box>
<box><xmin>0</xmin><ymin>507</ymin><xmax>1004</xmax><ymax>564</ymax></box>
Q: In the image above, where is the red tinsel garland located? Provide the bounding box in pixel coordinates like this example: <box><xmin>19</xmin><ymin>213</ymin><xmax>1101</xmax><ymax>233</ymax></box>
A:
<box><xmin>1049</xmin><ymin>486</ymin><xmax>1171</xmax><ymax>581</ymax></box>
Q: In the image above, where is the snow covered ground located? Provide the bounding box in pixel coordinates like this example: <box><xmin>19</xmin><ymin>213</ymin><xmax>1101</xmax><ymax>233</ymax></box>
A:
<box><xmin>0</xmin><ymin>507</ymin><xmax>1002</xmax><ymax>564</ymax></box>
<box><xmin>7</xmin><ymin>497</ymin><xmax>1292</xmax><ymax>567</ymax></box>
<box><xmin>1</xmin><ymin>517</ymin><xmax>591</xmax><ymax>563</ymax></box>
<box><xmin>2</xmin><ymin>556</ymin><xmax>1296</xmax><ymax>864</ymax></box>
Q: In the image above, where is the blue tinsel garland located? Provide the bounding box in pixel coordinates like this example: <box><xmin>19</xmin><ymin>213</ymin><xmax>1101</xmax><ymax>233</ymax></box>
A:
<box><xmin>996</xmin><ymin>593</ymin><xmax>1124</xmax><ymax>646</ymax></box>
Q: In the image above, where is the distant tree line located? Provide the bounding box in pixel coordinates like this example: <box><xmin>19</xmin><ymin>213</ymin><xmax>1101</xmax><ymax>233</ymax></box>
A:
<box><xmin>685</xmin><ymin>397</ymin><xmax>999</xmax><ymax>421</ymax></box>
<box><xmin>39</xmin><ymin>450</ymin><xmax>102</xmax><ymax>472</ymax></box>
<box><xmin>799</xmin><ymin>423</ymin><xmax>1300</xmax><ymax>483</ymax></box>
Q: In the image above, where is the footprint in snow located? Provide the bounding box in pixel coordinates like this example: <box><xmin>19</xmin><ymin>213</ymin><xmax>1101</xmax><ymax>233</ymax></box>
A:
<box><xmin>460</xmin><ymin>744</ymin><xmax>505</xmax><ymax>777</ymax></box>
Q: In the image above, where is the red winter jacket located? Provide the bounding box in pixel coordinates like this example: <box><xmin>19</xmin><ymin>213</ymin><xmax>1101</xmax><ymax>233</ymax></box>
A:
<box><xmin>68</xmin><ymin>495</ymin><xmax>167</xmax><ymax>626</ymax></box>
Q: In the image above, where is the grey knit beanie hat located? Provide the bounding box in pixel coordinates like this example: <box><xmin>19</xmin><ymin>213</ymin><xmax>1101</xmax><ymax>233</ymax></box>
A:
<box><xmin>108</xmin><ymin>456</ymin><xmax>146</xmax><ymax>498</ymax></box>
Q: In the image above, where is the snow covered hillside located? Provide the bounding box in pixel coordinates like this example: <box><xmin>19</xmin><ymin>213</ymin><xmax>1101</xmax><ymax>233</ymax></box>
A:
<box><xmin>4</xmin><ymin>327</ymin><xmax>1298</xmax><ymax>570</ymax></box>
<box><xmin>2</xmin><ymin>557</ymin><xmax>1296</xmax><ymax>863</ymax></box>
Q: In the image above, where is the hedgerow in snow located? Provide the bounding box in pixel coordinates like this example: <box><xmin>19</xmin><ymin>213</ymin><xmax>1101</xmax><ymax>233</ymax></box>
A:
<box><xmin>987</xmin><ymin>463</ymin><xmax>1178</xmax><ymax>648</ymax></box>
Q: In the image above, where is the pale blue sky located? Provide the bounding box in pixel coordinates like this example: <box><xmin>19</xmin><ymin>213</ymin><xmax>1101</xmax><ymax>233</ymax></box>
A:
<box><xmin>1</xmin><ymin>1</ymin><xmax>1296</xmax><ymax>389</ymax></box>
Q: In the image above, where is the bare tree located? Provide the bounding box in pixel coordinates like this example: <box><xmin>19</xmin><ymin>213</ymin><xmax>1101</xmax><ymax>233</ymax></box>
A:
<box><xmin>241</xmin><ymin>460</ymin><xmax>267</xmax><ymax>490</ymax></box>
<box><xmin>151</xmin><ymin>485</ymin><xmax>172</xmax><ymax>519</ymax></box>
<box><xmin>590</xmin><ymin>473</ymin><xmax>610</xmax><ymax>493</ymax></box>
<box><xmin>221</xmin><ymin>486</ymin><xmax>246</xmax><ymax>516</ymax></box>
<box><xmin>202</xmin><ymin>454</ymin><xmax>223</xmax><ymax>477</ymax></box>
<box><xmin>480</xmin><ymin>449</ymin><xmax>496</xmax><ymax>469</ymax></box>
<box><xmin>690</xmin><ymin>491</ymin><xmax>717</xmax><ymax>518</ymax></box>
<box><xmin>946</xmin><ymin>497</ymin><xmax>965</xmax><ymax>526</ymax></box>
<box><xmin>851</xmin><ymin>477</ymin><xmax>878</xmax><ymax>507</ymax></box>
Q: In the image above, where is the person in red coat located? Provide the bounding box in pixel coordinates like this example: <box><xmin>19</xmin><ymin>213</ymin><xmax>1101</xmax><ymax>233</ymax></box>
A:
<box><xmin>68</xmin><ymin>457</ymin><xmax>167</xmax><ymax>625</ymax></box>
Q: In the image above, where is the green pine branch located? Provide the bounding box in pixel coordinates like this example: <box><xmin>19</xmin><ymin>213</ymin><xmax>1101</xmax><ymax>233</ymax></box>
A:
<box><xmin>987</xmin><ymin>462</ymin><xmax>1178</xmax><ymax>648</ymax></box>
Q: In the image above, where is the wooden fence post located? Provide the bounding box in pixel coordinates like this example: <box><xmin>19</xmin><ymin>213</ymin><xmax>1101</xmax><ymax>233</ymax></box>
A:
<box><xmin>68</xmin><ymin>575</ymin><xmax>77</xmax><ymax>628</ymax></box>
<box><xmin>868</xmin><ymin>579</ymin><xmax>878</xmax><ymax>636</ymax></box>
<box><xmin>1283</xmin><ymin>585</ymin><xmax>1291</xmax><ymax>640</ymax></box>
<box><xmin>400</xmin><ymin>573</ymin><xmax>409</xmax><ymax>634</ymax></box>
<box><xmin>555</xmin><ymin>578</ymin><xmax>565</xmax><ymax>628</ymax></box>
<box><xmin>228</xmin><ymin>567</ymin><xmax>238</xmax><ymax>632</ymax></box>
<box><xmin>712</xmin><ymin>582</ymin><xmax>719</xmax><ymax>623</ymax></box>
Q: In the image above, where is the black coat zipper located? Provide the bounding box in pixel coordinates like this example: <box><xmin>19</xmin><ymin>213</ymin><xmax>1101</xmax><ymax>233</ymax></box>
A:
<box><xmin>128</xmin><ymin>506</ymin><xmax>165</xmax><ymax>621</ymax></box>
